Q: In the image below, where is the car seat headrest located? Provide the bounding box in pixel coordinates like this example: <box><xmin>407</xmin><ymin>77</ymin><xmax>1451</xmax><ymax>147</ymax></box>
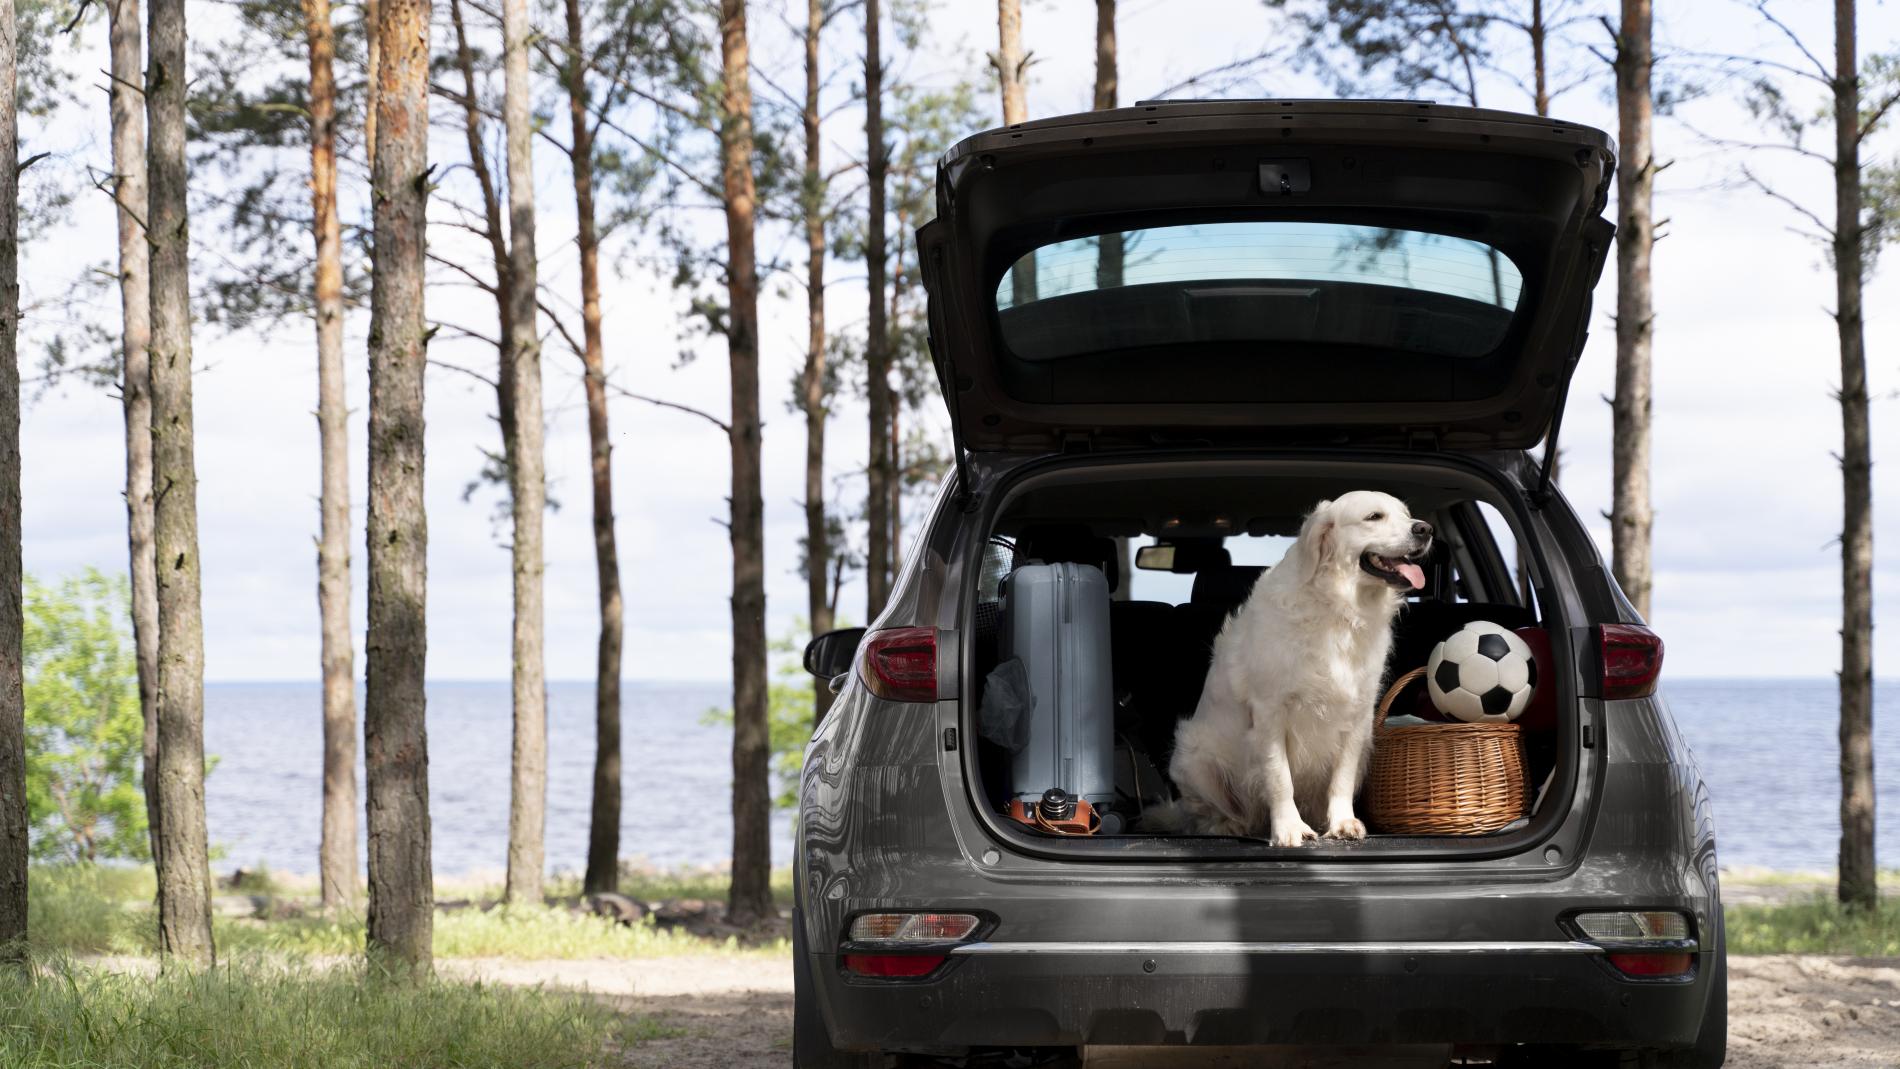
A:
<box><xmin>1190</xmin><ymin>565</ymin><xmax>1266</xmax><ymax>606</ymax></box>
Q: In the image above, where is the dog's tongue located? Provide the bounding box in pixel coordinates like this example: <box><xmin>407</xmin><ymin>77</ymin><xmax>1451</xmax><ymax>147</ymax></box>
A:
<box><xmin>1397</xmin><ymin>562</ymin><xmax>1426</xmax><ymax>589</ymax></box>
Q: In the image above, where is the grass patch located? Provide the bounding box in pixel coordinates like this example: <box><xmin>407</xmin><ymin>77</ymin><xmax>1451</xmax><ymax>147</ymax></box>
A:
<box><xmin>1726</xmin><ymin>897</ymin><xmax>1900</xmax><ymax>956</ymax></box>
<box><xmin>27</xmin><ymin>864</ymin><xmax>794</xmax><ymax>961</ymax></box>
<box><xmin>213</xmin><ymin>905</ymin><xmax>786</xmax><ymax>961</ymax></box>
<box><xmin>532</xmin><ymin>866</ymin><xmax>797</xmax><ymax>908</ymax></box>
<box><xmin>27</xmin><ymin>866</ymin><xmax>155</xmax><ymax>956</ymax></box>
<box><xmin>0</xmin><ymin>959</ymin><xmax>640</xmax><ymax>1068</ymax></box>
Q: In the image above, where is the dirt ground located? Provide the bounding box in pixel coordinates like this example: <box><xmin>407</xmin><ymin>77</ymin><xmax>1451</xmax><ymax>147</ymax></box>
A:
<box><xmin>447</xmin><ymin>950</ymin><xmax>1900</xmax><ymax>1068</ymax></box>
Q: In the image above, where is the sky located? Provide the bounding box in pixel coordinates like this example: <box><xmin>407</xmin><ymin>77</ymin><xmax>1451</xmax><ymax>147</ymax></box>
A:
<box><xmin>15</xmin><ymin>0</ymin><xmax>1900</xmax><ymax>683</ymax></box>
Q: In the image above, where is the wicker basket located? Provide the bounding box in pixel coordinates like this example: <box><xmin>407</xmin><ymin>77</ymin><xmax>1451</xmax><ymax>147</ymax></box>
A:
<box><xmin>1365</xmin><ymin>667</ymin><xmax>1529</xmax><ymax>835</ymax></box>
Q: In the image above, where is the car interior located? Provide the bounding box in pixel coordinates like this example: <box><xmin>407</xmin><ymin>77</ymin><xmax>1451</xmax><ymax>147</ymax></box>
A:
<box><xmin>969</xmin><ymin>469</ymin><xmax>1563</xmax><ymax>843</ymax></box>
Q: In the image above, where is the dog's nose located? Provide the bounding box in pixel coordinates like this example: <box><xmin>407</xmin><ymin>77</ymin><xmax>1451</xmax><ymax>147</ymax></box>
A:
<box><xmin>1412</xmin><ymin>520</ymin><xmax>1433</xmax><ymax>540</ymax></box>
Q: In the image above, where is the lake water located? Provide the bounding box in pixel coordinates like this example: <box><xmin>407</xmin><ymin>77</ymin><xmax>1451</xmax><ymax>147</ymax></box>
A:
<box><xmin>203</xmin><ymin>678</ymin><xmax>1893</xmax><ymax>878</ymax></box>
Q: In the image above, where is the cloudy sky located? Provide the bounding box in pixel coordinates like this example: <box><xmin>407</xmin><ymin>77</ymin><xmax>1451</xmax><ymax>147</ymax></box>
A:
<box><xmin>16</xmin><ymin>0</ymin><xmax>1900</xmax><ymax>683</ymax></box>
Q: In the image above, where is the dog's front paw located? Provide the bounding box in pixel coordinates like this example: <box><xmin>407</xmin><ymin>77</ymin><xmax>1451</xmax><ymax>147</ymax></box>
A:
<box><xmin>1269</xmin><ymin>820</ymin><xmax>1318</xmax><ymax>847</ymax></box>
<box><xmin>1324</xmin><ymin>816</ymin><xmax>1367</xmax><ymax>841</ymax></box>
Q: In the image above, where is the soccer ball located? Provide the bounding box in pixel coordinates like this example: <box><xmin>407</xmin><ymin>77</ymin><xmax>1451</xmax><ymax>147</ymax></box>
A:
<box><xmin>1426</xmin><ymin>621</ymin><xmax>1537</xmax><ymax>723</ymax></box>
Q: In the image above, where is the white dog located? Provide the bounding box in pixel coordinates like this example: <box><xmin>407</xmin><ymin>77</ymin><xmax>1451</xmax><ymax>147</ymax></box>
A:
<box><xmin>1162</xmin><ymin>491</ymin><xmax>1432</xmax><ymax>846</ymax></box>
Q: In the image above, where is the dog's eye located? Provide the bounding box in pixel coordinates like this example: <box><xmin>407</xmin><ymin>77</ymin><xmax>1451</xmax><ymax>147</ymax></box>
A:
<box><xmin>1365</xmin><ymin>512</ymin><xmax>1385</xmax><ymax>522</ymax></box>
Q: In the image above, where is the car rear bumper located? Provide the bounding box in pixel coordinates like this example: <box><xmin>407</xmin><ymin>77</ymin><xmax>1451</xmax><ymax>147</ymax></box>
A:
<box><xmin>814</xmin><ymin>937</ymin><xmax>1709</xmax><ymax>1054</ymax></box>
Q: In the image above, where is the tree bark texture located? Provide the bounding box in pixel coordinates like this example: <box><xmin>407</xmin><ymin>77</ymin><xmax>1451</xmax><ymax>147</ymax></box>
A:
<box><xmin>1093</xmin><ymin>0</ymin><xmax>1121</xmax><ymax>288</ymax></box>
<box><xmin>500</xmin><ymin>0</ymin><xmax>548</xmax><ymax>908</ymax></box>
<box><xmin>365</xmin><ymin>0</ymin><xmax>433</xmax><ymax>975</ymax></box>
<box><xmin>107</xmin><ymin>0</ymin><xmax>161</xmax><ymax>863</ymax></box>
<box><xmin>996</xmin><ymin>0</ymin><xmax>1034</xmax><ymax>306</ymax></box>
<box><xmin>802</xmin><ymin>0</ymin><xmax>834</xmax><ymax>723</ymax></box>
<box><xmin>1529</xmin><ymin>0</ymin><xmax>1548</xmax><ymax>116</ymax></box>
<box><xmin>864</xmin><ymin>0</ymin><xmax>891</xmax><ymax>621</ymax></box>
<box><xmin>1610</xmin><ymin>0</ymin><xmax>1653</xmax><ymax>622</ymax></box>
<box><xmin>147</xmin><ymin>0</ymin><xmax>215</xmax><ymax>966</ymax></box>
<box><xmin>364</xmin><ymin>0</ymin><xmax>379</xmax><ymax>171</ymax></box>
<box><xmin>994</xmin><ymin>0</ymin><xmax>1027</xmax><ymax>124</ymax></box>
<box><xmin>1832</xmin><ymin>0</ymin><xmax>1875</xmax><ymax>912</ymax></box>
<box><xmin>567</xmin><ymin>0</ymin><xmax>625</xmax><ymax>899</ymax></box>
<box><xmin>0</xmin><ymin>0</ymin><xmax>28</xmax><ymax>956</ymax></box>
<box><xmin>719</xmin><ymin>0</ymin><xmax>772</xmax><ymax>927</ymax></box>
<box><xmin>302</xmin><ymin>0</ymin><xmax>359</xmax><ymax>911</ymax></box>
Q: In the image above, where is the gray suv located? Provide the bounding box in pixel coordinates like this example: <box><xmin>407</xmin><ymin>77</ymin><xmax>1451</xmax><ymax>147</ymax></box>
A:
<box><xmin>796</xmin><ymin>100</ymin><xmax>1724</xmax><ymax>1068</ymax></box>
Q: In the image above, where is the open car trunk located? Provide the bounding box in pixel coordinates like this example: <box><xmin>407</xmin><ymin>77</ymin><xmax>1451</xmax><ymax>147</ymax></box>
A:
<box><xmin>957</xmin><ymin>453</ymin><xmax>1584</xmax><ymax>861</ymax></box>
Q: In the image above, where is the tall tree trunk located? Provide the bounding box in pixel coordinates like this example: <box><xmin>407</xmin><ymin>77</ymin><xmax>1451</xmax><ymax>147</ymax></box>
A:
<box><xmin>364</xmin><ymin>0</ymin><xmax>434</xmax><ymax>976</ymax></box>
<box><xmin>567</xmin><ymin>0</ymin><xmax>625</xmax><ymax>900</ymax></box>
<box><xmin>0</xmin><ymin>0</ymin><xmax>27</xmax><ymax>958</ymax></box>
<box><xmin>147</xmin><ymin>0</ymin><xmax>215</xmax><ymax>966</ymax></box>
<box><xmin>363</xmin><ymin>0</ymin><xmax>378</xmax><ymax>170</ymax></box>
<box><xmin>864</xmin><ymin>0</ymin><xmax>891</xmax><ymax>620</ymax></box>
<box><xmin>303</xmin><ymin>0</ymin><xmax>359</xmax><ymax>912</ymax></box>
<box><xmin>801</xmin><ymin>0</ymin><xmax>834</xmax><ymax>722</ymax></box>
<box><xmin>107</xmin><ymin>0</ymin><xmax>160</xmax><ymax>863</ymax></box>
<box><xmin>995</xmin><ymin>0</ymin><xmax>1033</xmax><ymax>305</ymax></box>
<box><xmin>1093</xmin><ymin>0</ymin><xmax>1121</xmax><ymax>289</ymax></box>
<box><xmin>1529</xmin><ymin>0</ymin><xmax>1548</xmax><ymax>116</ymax></box>
<box><xmin>1832</xmin><ymin>0</ymin><xmax>1875</xmax><ymax>912</ymax></box>
<box><xmin>1610</xmin><ymin>0</ymin><xmax>1654</xmax><ymax>622</ymax></box>
<box><xmin>720</xmin><ymin>0</ymin><xmax>771</xmax><ymax>928</ymax></box>
<box><xmin>994</xmin><ymin>0</ymin><xmax>1026</xmax><ymax>123</ymax></box>
<box><xmin>1094</xmin><ymin>0</ymin><xmax>1130</xmax><ymax>599</ymax></box>
<box><xmin>888</xmin><ymin>399</ymin><xmax>900</xmax><ymax>562</ymax></box>
<box><xmin>499</xmin><ymin>0</ymin><xmax>547</xmax><ymax>909</ymax></box>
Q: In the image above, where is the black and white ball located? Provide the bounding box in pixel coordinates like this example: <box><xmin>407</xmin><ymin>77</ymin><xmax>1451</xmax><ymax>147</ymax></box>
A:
<box><xmin>1426</xmin><ymin>621</ymin><xmax>1537</xmax><ymax>722</ymax></box>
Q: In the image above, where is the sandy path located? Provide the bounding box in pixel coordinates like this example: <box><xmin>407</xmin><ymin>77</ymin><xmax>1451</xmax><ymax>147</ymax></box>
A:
<box><xmin>451</xmin><ymin>952</ymin><xmax>1900</xmax><ymax>1067</ymax></box>
<box><xmin>1725</xmin><ymin>955</ymin><xmax>1900</xmax><ymax>1068</ymax></box>
<box><xmin>443</xmin><ymin>956</ymin><xmax>794</xmax><ymax>1069</ymax></box>
<box><xmin>73</xmin><ymin>948</ymin><xmax>1900</xmax><ymax>1065</ymax></box>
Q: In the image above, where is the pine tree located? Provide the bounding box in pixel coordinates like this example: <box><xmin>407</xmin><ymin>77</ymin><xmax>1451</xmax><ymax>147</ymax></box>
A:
<box><xmin>559</xmin><ymin>0</ymin><xmax>627</xmax><ymax>900</ymax></box>
<box><xmin>364</xmin><ymin>0</ymin><xmax>434</xmax><ymax>975</ymax></box>
<box><xmin>146</xmin><ymin>0</ymin><xmax>215</xmax><ymax>965</ymax></box>
<box><xmin>499</xmin><ymin>0</ymin><xmax>548</xmax><ymax>910</ymax></box>
<box><xmin>863</xmin><ymin>0</ymin><xmax>891</xmax><ymax>618</ymax></box>
<box><xmin>106</xmin><ymin>0</ymin><xmax>160</xmax><ymax>869</ymax></box>
<box><xmin>718</xmin><ymin>0</ymin><xmax>771</xmax><ymax>928</ymax></box>
<box><xmin>1609</xmin><ymin>0</ymin><xmax>1654</xmax><ymax>620</ymax></box>
<box><xmin>300</xmin><ymin>0</ymin><xmax>359</xmax><ymax>911</ymax></box>
<box><xmin>0</xmin><ymin>0</ymin><xmax>27</xmax><ymax>960</ymax></box>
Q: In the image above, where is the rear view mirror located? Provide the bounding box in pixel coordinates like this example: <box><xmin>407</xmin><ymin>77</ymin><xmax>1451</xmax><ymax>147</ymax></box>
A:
<box><xmin>1134</xmin><ymin>544</ymin><xmax>1175</xmax><ymax>571</ymax></box>
<box><xmin>804</xmin><ymin>627</ymin><xmax>866</xmax><ymax>681</ymax></box>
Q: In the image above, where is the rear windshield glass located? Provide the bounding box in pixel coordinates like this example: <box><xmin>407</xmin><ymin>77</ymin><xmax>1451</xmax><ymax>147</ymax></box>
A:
<box><xmin>994</xmin><ymin>222</ymin><xmax>1523</xmax><ymax>363</ymax></box>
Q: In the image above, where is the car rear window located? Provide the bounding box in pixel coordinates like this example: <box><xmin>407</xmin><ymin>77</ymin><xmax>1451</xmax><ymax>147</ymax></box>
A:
<box><xmin>994</xmin><ymin>222</ymin><xmax>1523</xmax><ymax>363</ymax></box>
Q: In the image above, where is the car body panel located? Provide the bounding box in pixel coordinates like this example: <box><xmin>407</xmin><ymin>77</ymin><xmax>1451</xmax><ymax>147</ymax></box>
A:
<box><xmin>797</xmin><ymin>451</ymin><xmax>1721</xmax><ymax>1056</ymax></box>
<box><xmin>919</xmin><ymin>100</ymin><xmax>1615</xmax><ymax>454</ymax></box>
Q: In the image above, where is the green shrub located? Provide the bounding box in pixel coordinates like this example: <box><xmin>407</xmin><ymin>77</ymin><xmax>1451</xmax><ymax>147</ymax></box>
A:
<box><xmin>23</xmin><ymin>571</ymin><xmax>150</xmax><ymax>863</ymax></box>
<box><xmin>1726</xmin><ymin>897</ymin><xmax>1900</xmax><ymax>956</ymax></box>
<box><xmin>0</xmin><ymin>960</ymin><xmax>635</xmax><ymax>1068</ymax></box>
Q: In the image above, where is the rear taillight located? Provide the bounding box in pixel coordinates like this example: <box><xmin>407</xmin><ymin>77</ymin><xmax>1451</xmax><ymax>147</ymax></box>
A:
<box><xmin>842</xmin><ymin>953</ymin><xmax>945</xmax><ymax>978</ymax></box>
<box><xmin>1598</xmin><ymin>624</ymin><xmax>1664</xmax><ymax>699</ymax></box>
<box><xmin>858</xmin><ymin>626</ymin><xmax>937</xmax><ymax>701</ymax></box>
<box><xmin>841</xmin><ymin>911</ymin><xmax>982</xmax><ymax>981</ymax></box>
<box><xmin>1573</xmin><ymin>910</ymin><xmax>1695</xmax><ymax>979</ymax></box>
<box><xmin>1606</xmin><ymin>951</ymin><xmax>1694</xmax><ymax>977</ymax></box>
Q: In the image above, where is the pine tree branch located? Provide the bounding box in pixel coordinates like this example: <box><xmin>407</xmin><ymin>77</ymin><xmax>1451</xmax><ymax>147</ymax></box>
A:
<box><xmin>1739</xmin><ymin>163</ymin><xmax>1836</xmax><ymax>241</ymax></box>
<box><xmin>1749</xmin><ymin>1</ymin><xmax>1832</xmax><ymax>85</ymax></box>
<box><xmin>603</xmin><ymin>378</ymin><xmax>731</xmax><ymax>433</ymax></box>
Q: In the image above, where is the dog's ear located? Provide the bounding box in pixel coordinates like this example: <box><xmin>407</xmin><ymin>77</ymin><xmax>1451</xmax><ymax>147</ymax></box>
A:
<box><xmin>1298</xmin><ymin>500</ymin><xmax>1336</xmax><ymax>578</ymax></box>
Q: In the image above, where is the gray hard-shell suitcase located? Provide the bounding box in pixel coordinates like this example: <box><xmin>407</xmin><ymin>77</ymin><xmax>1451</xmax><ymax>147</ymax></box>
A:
<box><xmin>1000</xmin><ymin>561</ymin><xmax>1117</xmax><ymax>825</ymax></box>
